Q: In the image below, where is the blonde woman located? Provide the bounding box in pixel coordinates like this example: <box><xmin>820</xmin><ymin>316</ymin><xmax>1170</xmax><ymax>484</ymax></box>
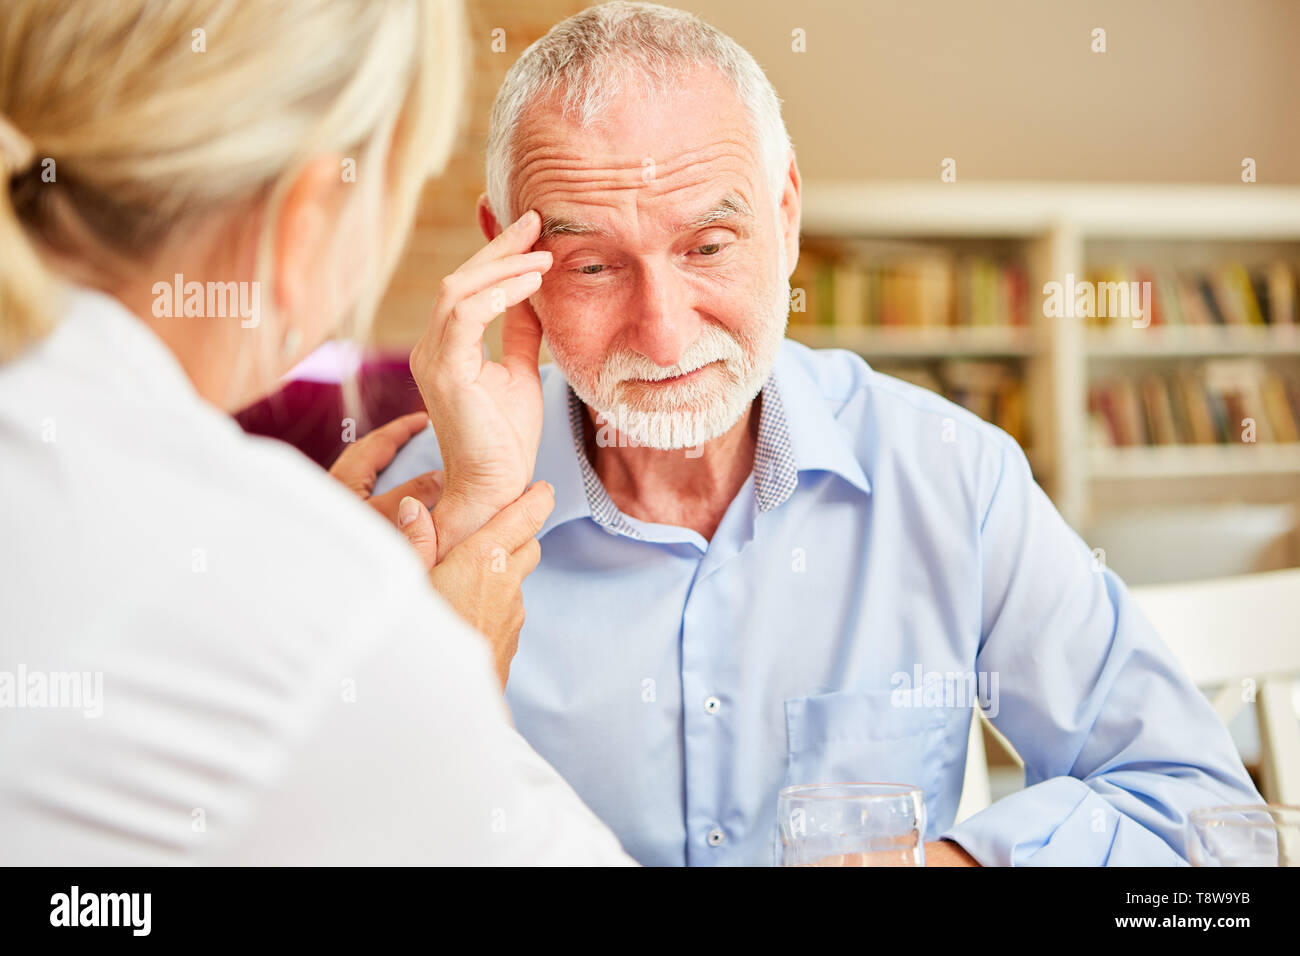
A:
<box><xmin>0</xmin><ymin>0</ymin><xmax>630</xmax><ymax>864</ymax></box>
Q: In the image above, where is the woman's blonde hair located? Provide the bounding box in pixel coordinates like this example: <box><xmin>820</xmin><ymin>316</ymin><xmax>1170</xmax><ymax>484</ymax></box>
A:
<box><xmin>0</xmin><ymin>0</ymin><xmax>464</xmax><ymax>363</ymax></box>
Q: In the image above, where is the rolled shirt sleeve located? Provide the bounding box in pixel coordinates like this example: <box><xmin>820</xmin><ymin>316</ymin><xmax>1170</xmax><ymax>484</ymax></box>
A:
<box><xmin>940</xmin><ymin>433</ymin><xmax>1264</xmax><ymax>866</ymax></box>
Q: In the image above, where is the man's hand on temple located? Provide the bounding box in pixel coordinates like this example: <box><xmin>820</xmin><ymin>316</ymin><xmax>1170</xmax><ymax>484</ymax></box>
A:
<box><xmin>409</xmin><ymin>209</ymin><xmax>552</xmax><ymax>563</ymax></box>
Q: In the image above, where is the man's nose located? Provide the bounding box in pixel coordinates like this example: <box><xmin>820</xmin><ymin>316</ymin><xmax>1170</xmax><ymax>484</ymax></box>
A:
<box><xmin>625</xmin><ymin>261</ymin><xmax>701</xmax><ymax>368</ymax></box>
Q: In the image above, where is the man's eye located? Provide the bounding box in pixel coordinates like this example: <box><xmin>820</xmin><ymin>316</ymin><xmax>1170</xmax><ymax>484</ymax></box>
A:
<box><xmin>578</xmin><ymin>264</ymin><xmax>605</xmax><ymax>275</ymax></box>
<box><xmin>696</xmin><ymin>242</ymin><xmax>723</xmax><ymax>255</ymax></box>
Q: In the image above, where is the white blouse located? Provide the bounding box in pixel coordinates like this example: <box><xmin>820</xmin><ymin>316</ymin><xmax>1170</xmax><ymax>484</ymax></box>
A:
<box><xmin>0</xmin><ymin>286</ymin><xmax>632</xmax><ymax>865</ymax></box>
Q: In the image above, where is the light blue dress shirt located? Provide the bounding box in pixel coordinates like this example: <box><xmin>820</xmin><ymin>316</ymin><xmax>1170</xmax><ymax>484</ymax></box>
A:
<box><xmin>376</xmin><ymin>339</ymin><xmax>1262</xmax><ymax>866</ymax></box>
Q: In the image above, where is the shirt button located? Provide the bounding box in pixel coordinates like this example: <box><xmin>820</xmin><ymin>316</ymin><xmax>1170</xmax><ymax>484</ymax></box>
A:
<box><xmin>706</xmin><ymin>827</ymin><xmax>726</xmax><ymax>847</ymax></box>
<box><xmin>703</xmin><ymin>696</ymin><xmax>721</xmax><ymax>715</ymax></box>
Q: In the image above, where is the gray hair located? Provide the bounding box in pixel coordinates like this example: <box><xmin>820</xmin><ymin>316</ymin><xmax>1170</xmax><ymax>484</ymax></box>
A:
<box><xmin>484</xmin><ymin>1</ymin><xmax>791</xmax><ymax>225</ymax></box>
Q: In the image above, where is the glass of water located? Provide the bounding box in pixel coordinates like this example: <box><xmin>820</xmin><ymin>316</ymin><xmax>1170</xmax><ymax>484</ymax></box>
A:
<box><xmin>778</xmin><ymin>782</ymin><xmax>926</xmax><ymax>866</ymax></box>
<box><xmin>1188</xmin><ymin>804</ymin><xmax>1300</xmax><ymax>866</ymax></box>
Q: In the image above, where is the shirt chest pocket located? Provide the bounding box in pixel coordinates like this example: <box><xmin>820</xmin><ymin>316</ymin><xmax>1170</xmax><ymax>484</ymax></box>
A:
<box><xmin>782</xmin><ymin>689</ymin><xmax>950</xmax><ymax>834</ymax></box>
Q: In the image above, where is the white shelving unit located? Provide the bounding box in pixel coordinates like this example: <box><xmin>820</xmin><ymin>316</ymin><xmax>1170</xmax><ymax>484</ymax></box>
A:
<box><xmin>787</xmin><ymin>325</ymin><xmax>1037</xmax><ymax>358</ymax></box>
<box><xmin>797</xmin><ymin>181</ymin><xmax>1300</xmax><ymax>530</ymax></box>
<box><xmin>1090</xmin><ymin>444</ymin><xmax>1300</xmax><ymax>480</ymax></box>
<box><xmin>1085</xmin><ymin>327</ymin><xmax>1300</xmax><ymax>358</ymax></box>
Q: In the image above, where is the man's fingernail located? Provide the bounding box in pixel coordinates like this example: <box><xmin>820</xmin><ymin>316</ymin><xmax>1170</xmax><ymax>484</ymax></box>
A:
<box><xmin>541</xmin><ymin>481</ymin><xmax>555</xmax><ymax>496</ymax></box>
<box><xmin>398</xmin><ymin>496</ymin><xmax>422</xmax><ymax>527</ymax></box>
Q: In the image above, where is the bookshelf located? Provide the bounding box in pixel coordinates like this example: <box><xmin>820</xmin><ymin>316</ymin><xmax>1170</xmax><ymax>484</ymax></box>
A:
<box><xmin>796</xmin><ymin>182</ymin><xmax>1300</xmax><ymax>534</ymax></box>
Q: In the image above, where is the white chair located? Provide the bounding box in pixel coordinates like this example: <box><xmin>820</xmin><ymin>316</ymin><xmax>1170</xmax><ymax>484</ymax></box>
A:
<box><xmin>954</xmin><ymin>567</ymin><xmax>1300</xmax><ymax>824</ymax></box>
<box><xmin>954</xmin><ymin>707</ymin><xmax>993</xmax><ymax>824</ymax></box>
<box><xmin>1128</xmin><ymin>567</ymin><xmax>1300</xmax><ymax>804</ymax></box>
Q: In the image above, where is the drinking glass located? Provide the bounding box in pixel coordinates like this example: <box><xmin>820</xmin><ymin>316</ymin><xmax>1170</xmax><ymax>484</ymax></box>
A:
<box><xmin>1188</xmin><ymin>804</ymin><xmax>1300</xmax><ymax>866</ymax></box>
<box><xmin>778</xmin><ymin>782</ymin><xmax>926</xmax><ymax>866</ymax></box>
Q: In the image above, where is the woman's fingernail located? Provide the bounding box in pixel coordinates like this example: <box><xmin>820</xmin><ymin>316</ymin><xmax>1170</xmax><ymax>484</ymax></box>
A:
<box><xmin>523</xmin><ymin>271</ymin><xmax>542</xmax><ymax>285</ymax></box>
<box><xmin>398</xmin><ymin>496</ymin><xmax>422</xmax><ymax>527</ymax></box>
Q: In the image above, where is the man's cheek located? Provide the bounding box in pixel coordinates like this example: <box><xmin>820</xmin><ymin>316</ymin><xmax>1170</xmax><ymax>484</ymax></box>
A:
<box><xmin>531</xmin><ymin>291</ymin><xmax>567</xmax><ymax>345</ymax></box>
<box><xmin>533</xmin><ymin>276</ymin><xmax>579</xmax><ymax>317</ymax></box>
<box><xmin>535</xmin><ymin>281</ymin><xmax>606</xmax><ymax>328</ymax></box>
<box><xmin>530</xmin><ymin>293</ymin><xmax>594</xmax><ymax>356</ymax></box>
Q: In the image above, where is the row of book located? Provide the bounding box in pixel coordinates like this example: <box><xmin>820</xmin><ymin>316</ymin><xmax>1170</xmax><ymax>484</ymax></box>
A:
<box><xmin>1084</xmin><ymin>262</ymin><xmax>1297</xmax><ymax>328</ymax></box>
<box><xmin>878</xmin><ymin>361</ymin><xmax>1028</xmax><ymax>446</ymax></box>
<box><xmin>787</xmin><ymin>238</ymin><xmax>1300</xmax><ymax>331</ymax></box>
<box><xmin>790</xmin><ymin>240</ymin><xmax>1030</xmax><ymax>328</ymax></box>
<box><xmin>1088</xmin><ymin>360</ymin><xmax>1300</xmax><ymax>447</ymax></box>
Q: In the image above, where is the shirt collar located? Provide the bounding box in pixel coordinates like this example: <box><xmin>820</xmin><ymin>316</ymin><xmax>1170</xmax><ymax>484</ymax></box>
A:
<box><xmin>533</xmin><ymin>341</ymin><xmax>871</xmax><ymax>540</ymax></box>
<box><xmin>533</xmin><ymin>367</ymin><xmax>603</xmax><ymax>539</ymax></box>
<box><xmin>769</xmin><ymin>342</ymin><xmax>872</xmax><ymax>498</ymax></box>
<box><xmin>563</xmin><ymin>386</ymin><xmax>646</xmax><ymax>540</ymax></box>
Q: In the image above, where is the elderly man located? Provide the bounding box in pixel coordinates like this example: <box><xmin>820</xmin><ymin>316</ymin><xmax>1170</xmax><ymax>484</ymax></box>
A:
<box><xmin>377</xmin><ymin>1</ymin><xmax>1260</xmax><ymax>866</ymax></box>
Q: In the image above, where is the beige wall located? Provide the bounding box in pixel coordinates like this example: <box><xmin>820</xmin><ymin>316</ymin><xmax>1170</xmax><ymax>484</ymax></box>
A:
<box><xmin>681</xmin><ymin>0</ymin><xmax>1300</xmax><ymax>185</ymax></box>
<box><xmin>376</xmin><ymin>0</ymin><xmax>588</xmax><ymax>347</ymax></box>
<box><xmin>374</xmin><ymin>0</ymin><xmax>1300</xmax><ymax>345</ymax></box>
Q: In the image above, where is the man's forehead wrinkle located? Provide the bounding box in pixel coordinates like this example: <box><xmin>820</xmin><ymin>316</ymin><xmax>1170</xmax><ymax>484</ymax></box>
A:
<box><xmin>513</xmin><ymin>142</ymin><xmax>646</xmax><ymax>175</ymax></box>
<box><xmin>532</xmin><ymin>192</ymin><xmax>628</xmax><ymax>242</ymax></box>
<box><xmin>515</xmin><ymin>146</ymin><xmax>760</xmax><ymax>224</ymax></box>
<box><xmin>514</xmin><ymin>138</ymin><xmax>754</xmax><ymax>180</ymax></box>
<box><xmin>533</xmin><ymin>177</ymin><xmax>745</xmax><ymax>223</ymax></box>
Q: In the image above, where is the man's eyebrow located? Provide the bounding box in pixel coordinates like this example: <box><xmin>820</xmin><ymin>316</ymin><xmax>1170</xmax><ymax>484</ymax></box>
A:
<box><xmin>537</xmin><ymin>215</ymin><xmax>612</xmax><ymax>241</ymax></box>
<box><xmin>535</xmin><ymin>192</ymin><xmax>754</xmax><ymax>242</ymax></box>
<box><xmin>679</xmin><ymin>192</ymin><xmax>754</xmax><ymax>231</ymax></box>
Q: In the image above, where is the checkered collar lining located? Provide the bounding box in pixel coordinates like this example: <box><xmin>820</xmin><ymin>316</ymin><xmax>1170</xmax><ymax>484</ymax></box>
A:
<box><xmin>565</xmin><ymin>374</ymin><xmax>798</xmax><ymax>536</ymax></box>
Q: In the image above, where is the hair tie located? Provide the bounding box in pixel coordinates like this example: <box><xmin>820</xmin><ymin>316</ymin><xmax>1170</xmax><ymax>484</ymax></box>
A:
<box><xmin>0</xmin><ymin>111</ymin><xmax>36</xmax><ymax>176</ymax></box>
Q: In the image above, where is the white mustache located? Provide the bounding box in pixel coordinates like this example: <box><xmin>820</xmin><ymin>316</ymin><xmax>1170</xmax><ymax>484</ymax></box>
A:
<box><xmin>602</xmin><ymin>327</ymin><xmax>744</xmax><ymax>383</ymax></box>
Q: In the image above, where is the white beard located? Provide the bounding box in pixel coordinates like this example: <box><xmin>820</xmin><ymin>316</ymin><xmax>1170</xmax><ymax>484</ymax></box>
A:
<box><xmin>547</xmin><ymin>257</ymin><xmax>791</xmax><ymax>451</ymax></box>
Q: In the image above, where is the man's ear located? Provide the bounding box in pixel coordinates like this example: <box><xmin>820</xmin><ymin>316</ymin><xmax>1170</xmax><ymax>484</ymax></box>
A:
<box><xmin>779</xmin><ymin>152</ymin><xmax>802</xmax><ymax>278</ymax></box>
<box><xmin>477</xmin><ymin>193</ymin><xmax>503</xmax><ymax>242</ymax></box>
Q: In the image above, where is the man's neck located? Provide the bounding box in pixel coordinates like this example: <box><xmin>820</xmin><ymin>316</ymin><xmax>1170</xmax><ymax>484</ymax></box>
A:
<box><xmin>583</xmin><ymin>396</ymin><xmax>761</xmax><ymax>541</ymax></box>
